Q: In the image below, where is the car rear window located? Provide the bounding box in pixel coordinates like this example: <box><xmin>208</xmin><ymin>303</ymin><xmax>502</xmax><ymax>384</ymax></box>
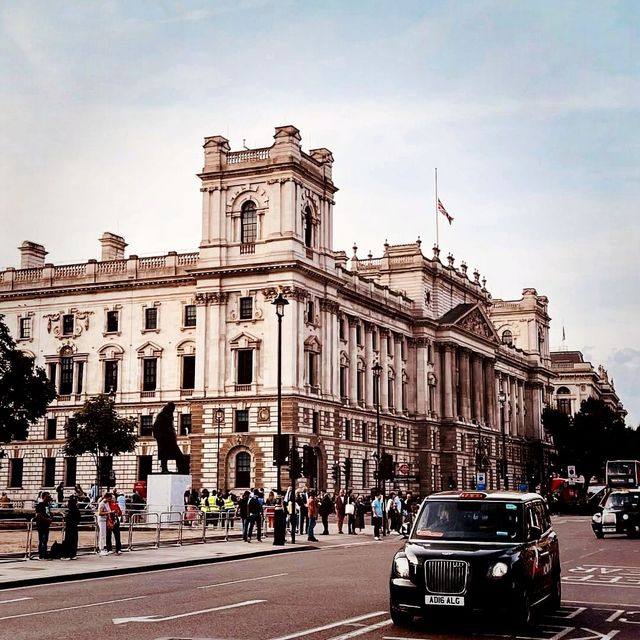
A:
<box><xmin>413</xmin><ymin>500</ymin><xmax>523</xmax><ymax>542</ymax></box>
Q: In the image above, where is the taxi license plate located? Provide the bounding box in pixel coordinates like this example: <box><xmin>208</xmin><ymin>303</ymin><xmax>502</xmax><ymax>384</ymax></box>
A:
<box><xmin>425</xmin><ymin>595</ymin><xmax>465</xmax><ymax>606</ymax></box>
<box><xmin>602</xmin><ymin>527</ymin><xmax>616</xmax><ymax>533</ymax></box>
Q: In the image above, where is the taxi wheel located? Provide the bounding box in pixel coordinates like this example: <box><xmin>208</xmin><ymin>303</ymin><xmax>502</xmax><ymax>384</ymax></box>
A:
<box><xmin>389</xmin><ymin>602</ymin><xmax>413</xmax><ymax>627</ymax></box>
<box><xmin>549</xmin><ymin>574</ymin><xmax>562</xmax><ymax>611</ymax></box>
<box><xmin>514</xmin><ymin>592</ymin><xmax>533</xmax><ymax>628</ymax></box>
<box><xmin>594</xmin><ymin>531</ymin><xmax>605</xmax><ymax>539</ymax></box>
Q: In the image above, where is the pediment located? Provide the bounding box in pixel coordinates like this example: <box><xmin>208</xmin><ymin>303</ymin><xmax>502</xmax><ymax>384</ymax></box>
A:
<box><xmin>439</xmin><ymin>303</ymin><xmax>499</xmax><ymax>342</ymax></box>
<box><xmin>229</xmin><ymin>331</ymin><xmax>261</xmax><ymax>348</ymax></box>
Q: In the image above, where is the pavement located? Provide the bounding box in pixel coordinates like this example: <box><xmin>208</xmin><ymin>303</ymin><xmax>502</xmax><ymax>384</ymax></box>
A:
<box><xmin>0</xmin><ymin>522</ymin><xmax>380</xmax><ymax>590</ymax></box>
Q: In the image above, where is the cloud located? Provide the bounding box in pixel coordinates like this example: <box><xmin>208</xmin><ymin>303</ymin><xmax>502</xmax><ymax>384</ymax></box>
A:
<box><xmin>607</xmin><ymin>348</ymin><xmax>640</xmax><ymax>428</ymax></box>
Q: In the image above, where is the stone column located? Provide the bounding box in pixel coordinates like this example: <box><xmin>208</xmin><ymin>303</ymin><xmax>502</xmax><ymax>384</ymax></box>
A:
<box><xmin>394</xmin><ymin>335</ymin><xmax>403</xmax><ymax>413</ymax></box>
<box><xmin>471</xmin><ymin>354</ymin><xmax>483</xmax><ymax>422</ymax></box>
<box><xmin>443</xmin><ymin>344</ymin><xmax>454</xmax><ymax>419</ymax></box>
<box><xmin>484</xmin><ymin>360</ymin><xmax>495</xmax><ymax>426</ymax></box>
<box><xmin>380</xmin><ymin>329</ymin><xmax>389</xmax><ymax>411</ymax></box>
<box><xmin>364</xmin><ymin>322</ymin><xmax>374</xmax><ymax>409</ymax></box>
<box><xmin>517</xmin><ymin>381</ymin><xmax>525</xmax><ymax>436</ymax></box>
<box><xmin>194</xmin><ymin>294</ymin><xmax>209</xmax><ymax>394</ymax></box>
<box><xmin>459</xmin><ymin>349</ymin><xmax>471</xmax><ymax>420</ymax></box>
<box><xmin>349</xmin><ymin>317</ymin><xmax>358</xmax><ymax>406</ymax></box>
<box><xmin>509</xmin><ymin>377</ymin><xmax>517</xmax><ymax>437</ymax></box>
<box><xmin>415</xmin><ymin>338</ymin><xmax>429</xmax><ymax>415</ymax></box>
<box><xmin>433</xmin><ymin>344</ymin><xmax>442</xmax><ymax>417</ymax></box>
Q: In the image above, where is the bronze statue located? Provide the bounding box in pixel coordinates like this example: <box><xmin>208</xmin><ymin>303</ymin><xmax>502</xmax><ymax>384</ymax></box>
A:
<box><xmin>152</xmin><ymin>402</ymin><xmax>190</xmax><ymax>474</ymax></box>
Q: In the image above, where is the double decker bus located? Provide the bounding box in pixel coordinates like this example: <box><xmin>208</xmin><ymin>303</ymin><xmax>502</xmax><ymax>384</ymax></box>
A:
<box><xmin>605</xmin><ymin>460</ymin><xmax>640</xmax><ymax>489</ymax></box>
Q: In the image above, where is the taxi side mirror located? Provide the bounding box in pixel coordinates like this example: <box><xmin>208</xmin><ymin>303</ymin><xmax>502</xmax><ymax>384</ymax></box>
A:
<box><xmin>528</xmin><ymin>525</ymin><xmax>542</xmax><ymax>541</ymax></box>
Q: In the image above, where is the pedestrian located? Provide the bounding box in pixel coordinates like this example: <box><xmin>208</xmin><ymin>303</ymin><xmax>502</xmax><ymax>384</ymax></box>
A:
<box><xmin>335</xmin><ymin>489</ymin><xmax>345</xmax><ymax>534</ymax></box>
<box><xmin>63</xmin><ymin>495</ymin><xmax>81</xmax><ymax>558</ymax></box>
<box><xmin>34</xmin><ymin>491</ymin><xmax>54</xmax><ymax>559</ymax></box>
<box><xmin>345</xmin><ymin>489</ymin><xmax>357</xmax><ymax>534</ymax></box>
<box><xmin>297</xmin><ymin>488</ymin><xmax>309</xmax><ymax>535</ymax></box>
<box><xmin>0</xmin><ymin>492</ymin><xmax>10</xmax><ymax>510</ymax></box>
<box><xmin>371</xmin><ymin>492</ymin><xmax>384</xmax><ymax>541</ymax></box>
<box><xmin>306</xmin><ymin>490</ymin><xmax>319</xmax><ymax>541</ymax></box>
<box><xmin>186</xmin><ymin>488</ymin><xmax>199</xmax><ymax>526</ymax></box>
<box><xmin>238</xmin><ymin>490</ymin><xmax>251</xmax><ymax>541</ymax></box>
<box><xmin>319</xmin><ymin>491</ymin><xmax>334</xmax><ymax>535</ymax></box>
<box><xmin>356</xmin><ymin>495</ymin><xmax>367</xmax><ymax>532</ymax></box>
<box><xmin>56</xmin><ymin>481</ymin><xmax>64</xmax><ymax>504</ymax></box>
<box><xmin>116</xmin><ymin>490</ymin><xmax>127</xmax><ymax>522</ymax></box>
<box><xmin>106</xmin><ymin>493</ymin><xmax>123</xmax><ymax>555</ymax></box>
<box><xmin>89</xmin><ymin>483</ymin><xmax>99</xmax><ymax>505</ymax></box>
<box><xmin>97</xmin><ymin>492</ymin><xmax>112</xmax><ymax>555</ymax></box>
<box><xmin>247</xmin><ymin>489</ymin><xmax>263</xmax><ymax>542</ymax></box>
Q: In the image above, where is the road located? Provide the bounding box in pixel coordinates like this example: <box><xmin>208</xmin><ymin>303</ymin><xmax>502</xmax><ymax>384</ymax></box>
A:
<box><xmin>0</xmin><ymin>516</ymin><xmax>638</xmax><ymax>639</ymax></box>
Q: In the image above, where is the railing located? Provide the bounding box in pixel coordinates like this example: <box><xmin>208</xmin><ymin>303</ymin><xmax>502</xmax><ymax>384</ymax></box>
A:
<box><xmin>227</xmin><ymin>148</ymin><xmax>270</xmax><ymax>164</ymax></box>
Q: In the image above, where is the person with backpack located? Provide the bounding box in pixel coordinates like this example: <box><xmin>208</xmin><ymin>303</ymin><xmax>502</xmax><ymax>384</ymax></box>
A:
<box><xmin>34</xmin><ymin>491</ymin><xmax>53</xmax><ymax>559</ymax></box>
<box><xmin>246</xmin><ymin>489</ymin><xmax>263</xmax><ymax>542</ymax></box>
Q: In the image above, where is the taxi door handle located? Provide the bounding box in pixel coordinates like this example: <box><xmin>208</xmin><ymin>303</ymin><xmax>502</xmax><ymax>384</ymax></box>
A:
<box><xmin>539</xmin><ymin>551</ymin><xmax>550</xmax><ymax>557</ymax></box>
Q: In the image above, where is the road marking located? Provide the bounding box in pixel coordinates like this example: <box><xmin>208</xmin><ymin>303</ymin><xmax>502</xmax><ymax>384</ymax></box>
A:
<box><xmin>270</xmin><ymin>611</ymin><xmax>387</xmax><ymax>640</ymax></box>
<box><xmin>197</xmin><ymin>572</ymin><xmax>288</xmax><ymax>589</ymax></box>
<box><xmin>328</xmin><ymin>618</ymin><xmax>393</xmax><ymax>639</ymax></box>
<box><xmin>564</xmin><ymin>581</ymin><xmax>640</xmax><ymax>589</ymax></box>
<box><xmin>319</xmin><ymin>542</ymin><xmax>378</xmax><ymax>550</ymax></box>
<box><xmin>0</xmin><ymin>597</ymin><xmax>32</xmax><ymax>605</ymax></box>
<box><xmin>565</xmin><ymin>600</ymin><xmax>640</xmax><ymax>608</ymax></box>
<box><xmin>0</xmin><ymin>595</ymin><xmax>147</xmax><ymax>621</ymax></box>
<box><xmin>112</xmin><ymin>598</ymin><xmax>266</xmax><ymax>624</ymax></box>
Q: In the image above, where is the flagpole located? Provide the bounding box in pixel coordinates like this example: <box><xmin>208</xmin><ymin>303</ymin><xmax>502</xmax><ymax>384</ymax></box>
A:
<box><xmin>435</xmin><ymin>168</ymin><xmax>439</xmax><ymax>249</ymax></box>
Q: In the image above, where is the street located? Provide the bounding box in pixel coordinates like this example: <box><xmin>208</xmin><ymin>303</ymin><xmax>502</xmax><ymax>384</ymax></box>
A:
<box><xmin>0</xmin><ymin>516</ymin><xmax>638</xmax><ymax>640</ymax></box>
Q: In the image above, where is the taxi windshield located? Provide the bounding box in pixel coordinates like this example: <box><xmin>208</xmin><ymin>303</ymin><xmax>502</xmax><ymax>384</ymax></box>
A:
<box><xmin>605</xmin><ymin>492</ymin><xmax>640</xmax><ymax>511</ymax></box>
<box><xmin>413</xmin><ymin>500</ymin><xmax>523</xmax><ymax>542</ymax></box>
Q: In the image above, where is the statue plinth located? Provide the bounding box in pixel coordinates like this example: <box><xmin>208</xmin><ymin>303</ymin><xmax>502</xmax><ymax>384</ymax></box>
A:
<box><xmin>147</xmin><ymin>473</ymin><xmax>191</xmax><ymax>518</ymax></box>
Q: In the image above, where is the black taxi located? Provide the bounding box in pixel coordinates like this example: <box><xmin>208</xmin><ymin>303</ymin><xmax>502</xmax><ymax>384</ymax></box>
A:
<box><xmin>389</xmin><ymin>490</ymin><xmax>561</xmax><ymax>627</ymax></box>
<box><xmin>591</xmin><ymin>489</ymin><xmax>640</xmax><ymax>538</ymax></box>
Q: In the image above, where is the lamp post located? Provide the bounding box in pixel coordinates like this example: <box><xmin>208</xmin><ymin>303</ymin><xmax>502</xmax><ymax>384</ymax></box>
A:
<box><xmin>272</xmin><ymin>292</ymin><xmax>289</xmax><ymax>495</ymax></box>
<box><xmin>372</xmin><ymin>361</ymin><xmax>386</xmax><ymax>536</ymax></box>
<box><xmin>214</xmin><ymin>408</ymin><xmax>224</xmax><ymax>490</ymax></box>
<box><xmin>498</xmin><ymin>389</ymin><xmax>508</xmax><ymax>490</ymax></box>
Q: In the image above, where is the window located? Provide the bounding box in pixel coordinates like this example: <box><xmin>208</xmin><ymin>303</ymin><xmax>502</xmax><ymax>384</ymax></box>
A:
<box><xmin>371</xmin><ymin>329</ymin><xmax>378</xmax><ymax>351</ymax></box>
<box><xmin>236</xmin><ymin>451</ymin><xmax>251</xmax><ymax>487</ymax></box>
<box><xmin>138</xmin><ymin>455</ymin><xmax>153</xmax><ymax>481</ymax></box>
<box><xmin>427</xmin><ymin>343</ymin><xmax>433</xmax><ymax>364</ymax></box>
<box><xmin>64</xmin><ymin>457</ymin><xmax>77</xmax><ymax>487</ymax></box>
<box><xmin>9</xmin><ymin>459</ymin><xmax>23</xmax><ymax>488</ymax></box>
<box><xmin>48</xmin><ymin>363</ymin><xmax>57</xmax><ymax>387</ymax></box>
<box><xmin>239</xmin><ymin>297</ymin><xmax>253</xmax><ymax>320</ymax></box>
<box><xmin>393</xmin><ymin>427</ymin><xmax>398</xmax><ymax>446</ymax></box>
<box><xmin>312</xmin><ymin>411</ymin><xmax>319</xmax><ymax>435</ymax></box>
<box><xmin>339</xmin><ymin>365</ymin><xmax>347</xmax><ymax>399</ymax></box>
<box><xmin>387</xmin><ymin>334</ymin><xmax>393</xmax><ymax>356</ymax></box>
<box><xmin>345</xmin><ymin>419</ymin><xmax>351</xmax><ymax>440</ymax></box>
<box><xmin>356</xmin><ymin>323</ymin><xmax>362</xmax><ymax>346</ymax></box>
<box><xmin>357</xmin><ymin>368</ymin><xmax>364</xmax><ymax>404</ymax></box>
<box><xmin>143</xmin><ymin>358</ymin><xmax>157</xmax><ymax>391</ymax></box>
<box><xmin>184</xmin><ymin>305</ymin><xmax>196</xmax><ymax>327</ymax></box>
<box><xmin>104</xmin><ymin>360</ymin><xmax>118</xmax><ymax>393</ymax></box>
<box><xmin>145</xmin><ymin>307</ymin><xmax>158</xmax><ymax>330</ymax></box>
<box><xmin>75</xmin><ymin>361</ymin><xmax>84</xmax><ymax>394</ymax></box>
<box><xmin>140</xmin><ymin>415</ymin><xmax>154</xmax><ymax>437</ymax></box>
<box><xmin>59</xmin><ymin>357</ymin><xmax>73</xmax><ymax>395</ymax></box>
<box><xmin>182</xmin><ymin>355</ymin><xmax>195</xmax><ymax>389</ymax></box>
<box><xmin>304</xmin><ymin>206</ymin><xmax>313</xmax><ymax>248</ymax></box>
<box><xmin>235</xmin><ymin>409</ymin><xmax>249</xmax><ymax>433</ymax></box>
<box><xmin>241</xmin><ymin>201</ymin><xmax>257</xmax><ymax>244</ymax></box>
<box><xmin>236</xmin><ymin>350</ymin><xmax>253</xmax><ymax>385</ymax></box>
<box><xmin>43</xmin><ymin>458</ymin><xmax>56</xmax><ymax>488</ymax></box>
<box><xmin>106</xmin><ymin>310</ymin><xmax>119</xmax><ymax>333</ymax></box>
<box><xmin>339</xmin><ymin>318</ymin><xmax>345</xmax><ymax>340</ymax></box>
<box><xmin>99</xmin><ymin>456</ymin><xmax>113</xmax><ymax>487</ymax></box>
<box><xmin>388</xmin><ymin>376</ymin><xmax>394</xmax><ymax>409</ymax></box>
<box><xmin>362</xmin><ymin>422</ymin><xmax>368</xmax><ymax>443</ymax></box>
<box><xmin>19</xmin><ymin>317</ymin><xmax>31</xmax><ymax>339</ymax></box>
<box><xmin>46</xmin><ymin>418</ymin><xmax>57</xmax><ymax>440</ymax></box>
<box><xmin>180</xmin><ymin>413</ymin><xmax>192</xmax><ymax>436</ymax></box>
<box><xmin>502</xmin><ymin>330</ymin><xmax>513</xmax><ymax>346</ymax></box>
<box><xmin>66</xmin><ymin>418</ymin><xmax>77</xmax><ymax>439</ymax></box>
<box><xmin>401</xmin><ymin>338</ymin><xmax>406</xmax><ymax>360</ymax></box>
<box><xmin>62</xmin><ymin>314</ymin><xmax>74</xmax><ymax>336</ymax></box>
<box><xmin>307</xmin><ymin>352</ymin><xmax>318</xmax><ymax>388</ymax></box>
<box><xmin>306</xmin><ymin>301</ymin><xmax>315</xmax><ymax>324</ymax></box>
<box><xmin>556</xmin><ymin>387</ymin><xmax>571</xmax><ymax>415</ymax></box>
<box><xmin>402</xmin><ymin>378</ymin><xmax>408</xmax><ymax>412</ymax></box>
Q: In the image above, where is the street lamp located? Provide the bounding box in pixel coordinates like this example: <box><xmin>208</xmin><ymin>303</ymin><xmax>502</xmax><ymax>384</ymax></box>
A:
<box><xmin>272</xmin><ymin>292</ymin><xmax>289</xmax><ymax>495</ymax></box>
<box><xmin>214</xmin><ymin>408</ymin><xmax>224</xmax><ymax>490</ymax></box>
<box><xmin>498</xmin><ymin>389</ymin><xmax>508</xmax><ymax>490</ymax></box>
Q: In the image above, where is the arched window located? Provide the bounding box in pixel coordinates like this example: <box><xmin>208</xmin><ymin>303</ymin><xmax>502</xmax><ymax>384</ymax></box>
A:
<box><xmin>304</xmin><ymin>206</ymin><xmax>313</xmax><ymax>248</ymax></box>
<box><xmin>556</xmin><ymin>386</ymin><xmax>571</xmax><ymax>394</ymax></box>
<box><xmin>241</xmin><ymin>201</ymin><xmax>257</xmax><ymax>244</ymax></box>
<box><xmin>235</xmin><ymin>451</ymin><xmax>251</xmax><ymax>488</ymax></box>
<box><xmin>501</xmin><ymin>330</ymin><xmax>513</xmax><ymax>345</ymax></box>
<box><xmin>556</xmin><ymin>387</ymin><xmax>572</xmax><ymax>415</ymax></box>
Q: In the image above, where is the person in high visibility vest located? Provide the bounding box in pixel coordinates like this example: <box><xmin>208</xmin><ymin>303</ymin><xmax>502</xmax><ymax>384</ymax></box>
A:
<box><xmin>223</xmin><ymin>493</ymin><xmax>235</xmax><ymax>529</ymax></box>
<box><xmin>210</xmin><ymin>490</ymin><xmax>222</xmax><ymax>528</ymax></box>
<box><xmin>200</xmin><ymin>488</ymin><xmax>211</xmax><ymax>525</ymax></box>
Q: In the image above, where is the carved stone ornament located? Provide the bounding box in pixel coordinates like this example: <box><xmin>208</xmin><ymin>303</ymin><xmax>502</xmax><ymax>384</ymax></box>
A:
<box><xmin>459</xmin><ymin>309</ymin><xmax>494</xmax><ymax>339</ymax></box>
<box><xmin>195</xmin><ymin>291</ymin><xmax>229</xmax><ymax>306</ymax></box>
<box><xmin>258</xmin><ymin>407</ymin><xmax>270</xmax><ymax>422</ymax></box>
<box><xmin>319</xmin><ymin>298</ymin><xmax>340</xmax><ymax>314</ymax></box>
<box><xmin>262</xmin><ymin>285</ymin><xmax>307</xmax><ymax>302</ymax></box>
<box><xmin>45</xmin><ymin>310</ymin><xmax>94</xmax><ymax>339</ymax></box>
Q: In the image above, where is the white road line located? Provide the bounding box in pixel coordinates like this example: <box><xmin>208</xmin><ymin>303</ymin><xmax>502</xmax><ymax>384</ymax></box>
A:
<box><xmin>197</xmin><ymin>572</ymin><xmax>288</xmax><ymax>589</ymax></box>
<box><xmin>327</xmin><ymin>618</ymin><xmax>393</xmax><ymax>639</ymax></box>
<box><xmin>0</xmin><ymin>595</ymin><xmax>147</xmax><ymax>621</ymax></box>
<box><xmin>270</xmin><ymin>611</ymin><xmax>387</xmax><ymax>640</ymax></box>
<box><xmin>563</xmin><ymin>581</ymin><xmax>640</xmax><ymax>589</ymax></box>
<box><xmin>112</xmin><ymin>598</ymin><xmax>266</xmax><ymax>624</ymax></box>
<box><xmin>564</xmin><ymin>599</ymin><xmax>640</xmax><ymax>608</ymax></box>
<box><xmin>0</xmin><ymin>597</ymin><xmax>32</xmax><ymax>605</ymax></box>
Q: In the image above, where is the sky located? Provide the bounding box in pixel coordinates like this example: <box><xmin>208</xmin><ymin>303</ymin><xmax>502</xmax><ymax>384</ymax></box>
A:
<box><xmin>1</xmin><ymin>1</ymin><xmax>638</xmax><ymax>426</ymax></box>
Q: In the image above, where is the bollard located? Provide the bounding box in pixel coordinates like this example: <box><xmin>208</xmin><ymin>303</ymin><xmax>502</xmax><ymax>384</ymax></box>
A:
<box><xmin>272</xmin><ymin>501</ymin><xmax>286</xmax><ymax>546</ymax></box>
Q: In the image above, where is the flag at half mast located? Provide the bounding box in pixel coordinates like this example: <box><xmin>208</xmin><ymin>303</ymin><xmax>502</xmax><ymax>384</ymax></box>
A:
<box><xmin>437</xmin><ymin>198</ymin><xmax>454</xmax><ymax>225</ymax></box>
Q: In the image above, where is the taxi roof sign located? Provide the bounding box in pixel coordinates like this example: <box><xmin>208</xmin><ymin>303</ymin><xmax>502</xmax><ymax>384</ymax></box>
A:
<box><xmin>459</xmin><ymin>491</ymin><xmax>487</xmax><ymax>500</ymax></box>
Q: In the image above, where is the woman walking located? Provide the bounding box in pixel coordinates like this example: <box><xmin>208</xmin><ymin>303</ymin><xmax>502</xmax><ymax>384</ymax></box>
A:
<box><xmin>106</xmin><ymin>493</ymin><xmax>123</xmax><ymax>555</ymax></box>
<box><xmin>63</xmin><ymin>495</ymin><xmax>81</xmax><ymax>559</ymax></box>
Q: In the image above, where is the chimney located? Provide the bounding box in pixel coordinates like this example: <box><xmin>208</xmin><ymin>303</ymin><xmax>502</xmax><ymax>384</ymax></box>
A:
<box><xmin>19</xmin><ymin>241</ymin><xmax>47</xmax><ymax>268</ymax></box>
<box><xmin>100</xmin><ymin>232</ymin><xmax>128</xmax><ymax>261</ymax></box>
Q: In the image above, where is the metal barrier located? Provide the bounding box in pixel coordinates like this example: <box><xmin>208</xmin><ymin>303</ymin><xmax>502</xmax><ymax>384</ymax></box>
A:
<box><xmin>0</xmin><ymin>519</ymin><xmax>33</xmax><ymax>562</ymax></box>
<box><xmin>127</xmin><ymin>511</ymin><xmax>160</xmax><ymax>551</ymax></box>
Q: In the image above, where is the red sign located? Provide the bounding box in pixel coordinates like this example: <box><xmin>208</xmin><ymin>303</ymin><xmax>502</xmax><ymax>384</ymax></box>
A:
<box><xmin>398</xmin><ymin>463</ymin><xmax>409</xmax><ymax>476</ymax></box>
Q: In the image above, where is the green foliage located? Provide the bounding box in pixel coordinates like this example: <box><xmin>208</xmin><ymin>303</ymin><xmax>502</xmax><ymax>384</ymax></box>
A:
<box><xmin>543</xmin><ymin>397</ymin><xmax>639</xmax><ymax>490</ymax></box>
<box><xmin>0</xmin><ymin>314</ymin><xmax>56</xmax><ymax>444</ymax></box>
<box><xmin>64</xmin><ymin>394</ymin><xmax>138</xmax><ymax>462</ymax></box>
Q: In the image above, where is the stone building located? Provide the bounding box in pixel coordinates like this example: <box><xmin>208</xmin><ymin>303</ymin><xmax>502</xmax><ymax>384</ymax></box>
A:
<box><xmin>550</xmin><ymin>350</ymin><xmax>626</xmax><ymax>419</ymax></box>
<box><xmin>0</xmin><ymin>125</ymin><xmax>556</xmax><ymax>500</ymax></box>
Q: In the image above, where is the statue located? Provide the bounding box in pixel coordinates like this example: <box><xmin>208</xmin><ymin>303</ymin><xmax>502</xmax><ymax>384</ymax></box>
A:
<box><xmin>152</xmin><ymin>402</ymin><xmax>190</xmax><ymax>474</ymax></box>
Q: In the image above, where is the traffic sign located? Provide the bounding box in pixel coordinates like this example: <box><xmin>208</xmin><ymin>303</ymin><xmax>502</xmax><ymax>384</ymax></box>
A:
<box><xmin>567</xmin><ymin>465</ymin><xmax>576</xmax><ymax>478</ymax></box>
<box><xmin>398</xmin><ymin>463</ymin><xmax>409</xmax><ymax>476</ymax></box>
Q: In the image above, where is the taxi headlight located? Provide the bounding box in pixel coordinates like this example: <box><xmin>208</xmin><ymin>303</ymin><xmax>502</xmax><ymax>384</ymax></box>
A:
<box><xmin>623</xmin><ymin>514</ymin><xmax>629</xmax><ymax>521</ymax></box>
<box><xmin>488</xmin><ymin>561</ymin><xmax>509</xmax><ymax>579</ymax></box>
<box><xmin>592</xmin><ymin>513</ymin><xmax>602</xmax><ymax>523</ymax></box>
<box><xmin>393</xmin><ymin>555</ymin><xmax>410</xmax><ymax>578</ymax></box>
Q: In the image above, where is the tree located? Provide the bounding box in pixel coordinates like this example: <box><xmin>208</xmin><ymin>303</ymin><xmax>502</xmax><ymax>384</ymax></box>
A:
<box><xmin>64</xmin><ymin>394</ymin><xmax>138</xmax><ymax>495</ymax></box>
<box><xmin>0</xmin><ymin>314</ymin><xmax>56</xmax><ymax>446</ymax></box>
<box><xmin>543</xmin><ymin>397</ymin><xmax>636</xmax><ymax>494</ymax></box>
